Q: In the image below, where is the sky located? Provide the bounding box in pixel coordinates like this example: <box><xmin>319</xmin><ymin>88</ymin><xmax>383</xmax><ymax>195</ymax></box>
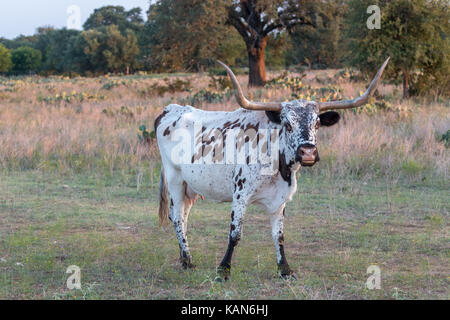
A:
<box><xmin>0</xmin><ymin>0</ymin><xmax>152</xmax><ymax>39</ymax></box>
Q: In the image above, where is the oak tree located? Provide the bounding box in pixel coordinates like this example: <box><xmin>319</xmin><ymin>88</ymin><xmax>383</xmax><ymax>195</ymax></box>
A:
<box><xmin>227</xmin><ymin>0</ymin><xmax>316</xmax><ymax>86</ymax></box>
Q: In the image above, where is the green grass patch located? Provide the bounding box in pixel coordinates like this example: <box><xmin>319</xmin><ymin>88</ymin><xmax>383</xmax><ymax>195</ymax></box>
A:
<box><xmin>0</xmin><ymin>170</ymin><xmax>448</xmax><ymax>299</ymax></box>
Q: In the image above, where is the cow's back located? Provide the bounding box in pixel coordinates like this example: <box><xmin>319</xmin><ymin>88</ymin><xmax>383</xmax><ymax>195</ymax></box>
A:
<box><xmin>155</xmin><ymin>104</ymin><xmax>271</xmax><ymax>202</ymax></box>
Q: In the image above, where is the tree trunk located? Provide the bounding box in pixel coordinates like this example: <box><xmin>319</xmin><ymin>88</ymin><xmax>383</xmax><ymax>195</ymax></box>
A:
<box><xmin>402</xmin><ymin>72</ymin><xmax>410</xmax><ymax>99</ymax></box>
<box><xmin>247</xmin><ymin>37</ymin><xmax>267</xmax><ymax>87</ymax></box>
<box><xmin>305</xmin><ymin>58</ymin><xmax>312</xmax><ymax>71</ymax></box>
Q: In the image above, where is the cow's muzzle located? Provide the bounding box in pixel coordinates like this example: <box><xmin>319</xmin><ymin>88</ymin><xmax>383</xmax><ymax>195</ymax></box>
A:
<box><xmin>297</xmin><ymin>144</ymin><xmax>319</xmax><ymax>167</ymax></box>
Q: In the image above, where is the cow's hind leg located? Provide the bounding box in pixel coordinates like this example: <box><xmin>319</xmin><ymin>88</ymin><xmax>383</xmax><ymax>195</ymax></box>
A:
<box><xmin>271</xmin><ymin>207</ymin><xmax>296</xmax><ymax>279</ymax></box>
<box><xmin>182</xmin><ymin>197</ymin><xmax>192</xmax><ymax>234</ymax></box>
<box><xmin>182</xmin><ymin>182</ymin><xmax>195</xmax><ymax>234</ymax></box>
<box><xmin>168</xmin><ymin>181</ymin><xmax>195</xmax><ymax>269</ymax></box>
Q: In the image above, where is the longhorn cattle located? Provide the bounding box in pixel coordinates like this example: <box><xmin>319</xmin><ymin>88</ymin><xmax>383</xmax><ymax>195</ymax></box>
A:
<box><xmin>155</xmin><ymin>58</ymin><xmax>390</xmax><ymax>280</ymax></box>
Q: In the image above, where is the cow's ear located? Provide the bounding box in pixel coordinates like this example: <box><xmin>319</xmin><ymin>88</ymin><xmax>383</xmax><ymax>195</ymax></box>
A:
<box><xmin>319</xmin><ymin>111</ymin><xmax>340</xmax><ymax>127</ymax></box>
<box><xmin>265</xmin><ymin>111</ymin><xmax>281</xmax><ymax>124</ymax></box>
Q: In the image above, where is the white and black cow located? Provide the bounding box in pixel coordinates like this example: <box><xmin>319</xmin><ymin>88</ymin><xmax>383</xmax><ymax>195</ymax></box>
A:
<box><xmin>155</xmin><ymin>58</ymin><xmax>390</xmax><ymax>280</ymax></box>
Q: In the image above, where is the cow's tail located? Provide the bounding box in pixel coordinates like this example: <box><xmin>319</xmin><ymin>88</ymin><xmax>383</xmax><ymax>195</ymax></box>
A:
<box><xmin>158</xmin><ymin>166</ymin><xmax>170</xmax><ymax>227</ymax></box>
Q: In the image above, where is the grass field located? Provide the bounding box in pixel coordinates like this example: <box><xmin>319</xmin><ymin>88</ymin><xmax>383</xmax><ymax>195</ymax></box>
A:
<box><xmin>0</xmin><ymin>170</ymin><xmax>448</xmax><ymax>299</ymax></box>
<box><xmin>0</xmin><ymin>70</ymin><xmax>448</xmax><ymax>299</ymax></box>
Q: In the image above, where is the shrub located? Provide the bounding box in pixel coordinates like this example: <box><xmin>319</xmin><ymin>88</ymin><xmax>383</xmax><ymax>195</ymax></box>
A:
<box><xmin>0</xmin><ymin>43</ymin><xmax>12</xmax><ymax>73</ymax></box>
<box><xmin>208</xmin><ymin>75</ymin><xmax>232</xmax><ymax>91</ymax></box>
<box><xmin>181</xmin><ymin>88</ymin><xmax>233</xmax><ymax>106</ymax></box>
<box><xmin>401</xmin><ymin>160</ymin><xmax>424</xmax><ymax>176</ymax></box>
<box><xmin>438</xmin><ymin>130</ymin><xmax>450</xmax><ymax>148</ymax></box>
<box><xmin>139</xmin><ymin>78</ymin><xmax>191</xmax><ymax>97</ymax></box>
<box><xmin>138</xmin><ymin>125</ymin><xmax>155</xmax><ymax>145</ymax></box>
<box><xmin>11</xmin><ymin>46</ymin><xmax>42</xmax><ymax>73</ymax></box>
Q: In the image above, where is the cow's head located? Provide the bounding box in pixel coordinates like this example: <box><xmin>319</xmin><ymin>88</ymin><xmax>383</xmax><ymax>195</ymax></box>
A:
<box><xmin>218</xmin><ymin>58</ymin><xmax>390</xmax><ymax>167</ymax></box>
<box><xmin>275</xmin><ymin>101</ymin><xmax>340</xmax><ymax>166</ymax></box>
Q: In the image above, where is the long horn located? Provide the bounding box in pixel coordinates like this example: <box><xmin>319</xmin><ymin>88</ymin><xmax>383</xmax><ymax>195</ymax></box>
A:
<box><xmin>319</xmin><ymin>57</ymin><xmax>390</xmax><ymax>112</ymax></box>
<box><xmin>217</xmin><ymin>60</ymin><xmax>282</xmax><ymax>111</ymax></box>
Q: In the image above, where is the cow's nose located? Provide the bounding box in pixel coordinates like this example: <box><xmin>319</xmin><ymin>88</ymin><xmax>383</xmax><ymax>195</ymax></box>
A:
<box><xmin>297</xmin><ymin>145</ymin><xmax>319</xmax><ymax>166</ymax></box>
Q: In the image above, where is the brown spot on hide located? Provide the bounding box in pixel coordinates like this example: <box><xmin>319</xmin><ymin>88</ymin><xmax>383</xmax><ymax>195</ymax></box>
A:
<box><xmin>279</xmin><ymin>152</ymin><xmax>293</xmax><ymax>185</ymax></box>
<box><xmin>154</xmin><ymin>110</ymin><xmax>169</xmax><ymax>132</ymax></box>
<box><xmin>163</xmin><ymin>126</ymin><xmax>171</xmax><ymax>136</ymax></box>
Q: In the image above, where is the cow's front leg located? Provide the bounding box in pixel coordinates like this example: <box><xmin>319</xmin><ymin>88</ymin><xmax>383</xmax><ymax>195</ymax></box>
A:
<box><xmin>271</xmin><ymin>207</ymin><xmax>295</xmax><ymax>279</ymax></box>
<box><xmin>216</xmin><ymin>202</ymin><xmax>246</xmax><ymax>281</ymax></box>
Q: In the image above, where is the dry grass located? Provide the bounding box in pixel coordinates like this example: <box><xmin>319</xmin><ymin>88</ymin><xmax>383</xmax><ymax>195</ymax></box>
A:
<box><xmin>0</xmin><ymin>70</ymin><xmax>448</xmax><ymax>181</ymax></box>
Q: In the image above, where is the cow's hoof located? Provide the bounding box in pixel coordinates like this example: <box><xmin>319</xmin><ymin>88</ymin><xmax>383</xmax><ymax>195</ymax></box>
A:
<box><xmin>278</xmin><ymin>264</ymin><xmax>296</xmax><ymax>280</ymax></box>
<box><xmin>279</xmin><ymin>272</ymin><xmax>297</xmax><ymax>281</ymax></box>
<box><xmin>216</xmin><ymin>266</ymin><xmax>230</xmax><ymax>282</ymax></box>
<box><xmin>181</xmin><ymin>258</ymin><xmax>196</xmax><ymax>269</ymax></box>
<box><xmin>183</xmin><ymin>262</ymin><xmax>196</xmax><ymax>269</ymax></box>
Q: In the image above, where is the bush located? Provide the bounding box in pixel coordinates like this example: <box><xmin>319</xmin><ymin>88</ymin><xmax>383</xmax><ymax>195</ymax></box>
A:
<box><xmin>266</xmin><ymin>75</ymin><xmax>343</xmax><ymax>102</ymax></box>
<box><xmin>0</xmin><ymin>43</ymin><xmax>12</xmax><ymax>72</ymax></box>
<box><xmin>182</xmin><ymin>88</ymin><xmax>232</xmax><ymax>106</ymax></box>
<box><xmin>401</xmin><ymin>160</ymin><xmax>424</xmax><ymax>176</ymax></box>
<box><xmin>439</xmin><ymin>130</ymin><xmax>450</xmax><ymax>148</ymax></box>
<box><xmin>139</xmin><ymin>78</ymin><xmax>191</xmax><ymax>97</ymax></box>
<box><xmin>11</xmin><ymin>46</ymin><xmax>42</xmax><ymax>73</ymax></box>
<box><xmin>208</xmin><ymin>75</ymin><xmax>232</xmax><ymax>91</ymax></box>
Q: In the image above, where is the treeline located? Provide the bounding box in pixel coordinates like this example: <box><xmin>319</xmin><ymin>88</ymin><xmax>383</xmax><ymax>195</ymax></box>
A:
<box><xmin>0</xmin><ymin>3</ymin><xmax>342</xmax><ymax>75</ymax></box>
<box><xmin>0</xmin><ymin>1</ymin><xmax>448</xmax><ymax>97</ymax></box>
<box><xmin>0</xmin><ymin>6</ymin><xmax>144</xmax><ymax>77</ymax></box>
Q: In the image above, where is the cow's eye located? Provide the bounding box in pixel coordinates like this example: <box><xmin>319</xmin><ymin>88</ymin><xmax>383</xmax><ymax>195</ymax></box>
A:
<box><xmin>315</xmin><ymin>121</ymin><xmax>320</xmax><ymax>130</ymax></box>
<box><xmin>285</xmin><ymin>123</ymin><xmax>292</xmax><ymax>132</ymax></box>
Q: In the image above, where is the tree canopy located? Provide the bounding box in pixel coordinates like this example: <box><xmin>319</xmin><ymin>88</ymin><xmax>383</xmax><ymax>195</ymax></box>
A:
<box><xmin>0</xmin><ymin>1</ymin><xmax>447</xmax><ymax>98</ymax></box>
<box><xmin>143</xmin><ymin>0</ymin><xmax>229</xmax><ymax>72</ymax></box>
<box><xmin>83</xmin><ymin>25</ymin><xmax>140</xmax><ymax>73</ymax></box>
<box><xmin>83</xmin><ymin>5</ymin><xmax>144</xmax><ymax>32</ymax></box>
<box><xmin>288</xmin><ymin>0</ymin><xmax>347</xmax><ymax>69</ymax></box>
<box><xmin>345</xmin><ymin>0</ymin><xmax>449</xmax><ymax>98</ymax></box>
<box><xmin>34</xmin><ymin>27</ymin><xmax>81</xmax><ymax>73</ymax></box>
